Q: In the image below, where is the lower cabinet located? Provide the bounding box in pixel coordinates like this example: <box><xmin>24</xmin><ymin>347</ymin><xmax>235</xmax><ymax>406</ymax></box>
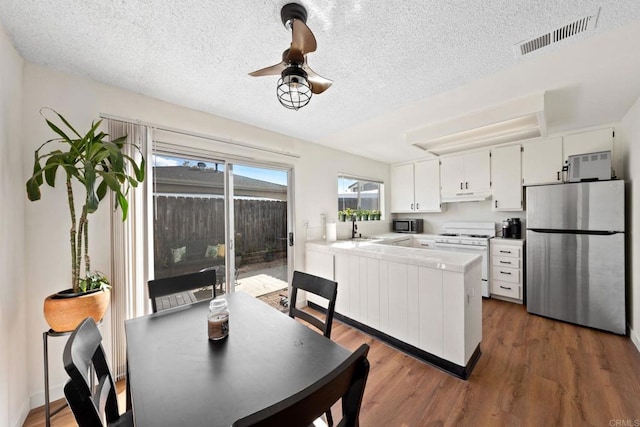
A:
<box><xmin>326</xmin><ymin>252</ymin><xmax>481</xmax><ymax>367</ymax></box>
<box><xmin>304</xmin><ymin>249</ymin><xmax>334</xmax><ymax>309</ymax></box>
<box><xmin>490</xmin><ymin>239</ymin><xmax>525</xmax><ymax>304</ymax></box>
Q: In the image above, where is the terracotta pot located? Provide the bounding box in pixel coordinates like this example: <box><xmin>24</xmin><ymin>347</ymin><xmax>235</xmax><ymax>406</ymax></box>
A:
<box><xmin>43</xmin><ymin>288</ymin><xmax>111</xmax><ymax>332</ymax></box>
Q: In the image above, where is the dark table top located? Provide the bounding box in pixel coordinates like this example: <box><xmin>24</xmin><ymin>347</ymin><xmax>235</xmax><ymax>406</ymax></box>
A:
<box><xmin>125</xmin><ymin>291</ymin><xmax>350</xmax><ymax>427</ymax></box>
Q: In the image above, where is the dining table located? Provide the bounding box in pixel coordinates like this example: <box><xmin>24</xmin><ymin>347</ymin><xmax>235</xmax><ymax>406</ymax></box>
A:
<box><xmin>125</xmin><ymin>290</ymin><xmax>351</xmax><ymax>427</ymax></box>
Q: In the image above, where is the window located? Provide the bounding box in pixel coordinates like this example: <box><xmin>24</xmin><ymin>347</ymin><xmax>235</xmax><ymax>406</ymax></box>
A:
<box><xmin>338</xmin><ymin>175</ymin><xmax>383</xmax><ymax>212</ymax></box>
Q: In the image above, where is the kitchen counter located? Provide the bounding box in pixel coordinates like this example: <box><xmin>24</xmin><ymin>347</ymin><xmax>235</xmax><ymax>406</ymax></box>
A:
<box><xmin>306</xmin><ymin>238</ymin><xmax>482</xmax><ymax>273</ymax></box>
<box><xmin>304</xmin><ymin>234</ymin><xmax>482</xmax><ymax>379</ymax></box>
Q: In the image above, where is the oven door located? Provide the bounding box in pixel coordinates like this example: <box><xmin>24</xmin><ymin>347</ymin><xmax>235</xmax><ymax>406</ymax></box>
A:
<box><xmin>433</xmin><ymin>242</ymin><xmax>488</xmax><ymax>296</ymax></box>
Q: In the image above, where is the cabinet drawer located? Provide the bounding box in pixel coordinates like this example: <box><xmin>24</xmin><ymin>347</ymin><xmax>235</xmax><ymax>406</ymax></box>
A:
<box><xmin>492</xmin><ymin>245</ymin><xmax>521</xmax><ymax>258</ymax></box>
<box><xmin>492</xmin><ymin>256</ymin><xmax>520</xmax><ymax>268</ymax></box>
<box><xmin>492</xmin><ymin>267</ymin><xmax>521</xmax><ymax>284</ymax></box>
<box><xmin>492</xmin><ymin>281</ymin><xmax>521</xmax><ymax>299</ymax></box>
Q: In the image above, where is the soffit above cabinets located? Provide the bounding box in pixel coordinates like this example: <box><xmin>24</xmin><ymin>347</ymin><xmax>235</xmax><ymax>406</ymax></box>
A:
<box><xmin>407</xmin><ymin>93</ymin><xmax>547</xmax><ymax>156</ymax></box>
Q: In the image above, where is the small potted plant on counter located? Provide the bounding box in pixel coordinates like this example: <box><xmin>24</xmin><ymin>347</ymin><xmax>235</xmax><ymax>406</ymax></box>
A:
<box><xmin>338</xmin><ymin>210</ymin><xmax>346</xmax><ymax>222</ymax></box>
<box><xmin>372</xmin><ymin>210</ymin><xmax>381</xmax><ymax>220</ymax></box>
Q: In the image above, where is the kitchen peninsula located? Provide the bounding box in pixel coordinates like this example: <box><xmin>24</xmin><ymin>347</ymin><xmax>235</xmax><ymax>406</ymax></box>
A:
<box><xmin>305</xmin><ymin>236</ymin><xmax>482</xmax><ymax>379</ymax></box>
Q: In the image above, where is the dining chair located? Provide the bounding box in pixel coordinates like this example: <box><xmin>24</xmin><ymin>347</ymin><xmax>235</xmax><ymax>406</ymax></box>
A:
<box><xmin>63</xmin><ymin>317</ymin><xmax>133</xmax><ymax>427</ymax></box>
<box><xmin>147</xmin><ymin>269</ymin><xmax>217</xmax><ymax>313</ymax></box>
<box><xmin>289</xmin><ymin>270</ymin><xmax>338</xmax><ymax>339</ymax></box>
<box><xmin>232</xmin><ymin>343</ymin><xmax>369</xmax><ymax>427</ymax></box>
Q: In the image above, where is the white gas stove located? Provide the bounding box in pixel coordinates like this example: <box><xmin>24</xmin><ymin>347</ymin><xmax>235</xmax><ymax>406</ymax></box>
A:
<box><xmin>431</xmin><ymin>222</ymin><xmax>495</xmax><ymax>298</ymax></box>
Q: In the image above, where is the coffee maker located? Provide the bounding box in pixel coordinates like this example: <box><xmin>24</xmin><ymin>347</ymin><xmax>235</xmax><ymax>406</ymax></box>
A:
<box><xmin>502</xmin><ymin>218</ymin><xmax>522</xmax><ymax>239</ymax></box>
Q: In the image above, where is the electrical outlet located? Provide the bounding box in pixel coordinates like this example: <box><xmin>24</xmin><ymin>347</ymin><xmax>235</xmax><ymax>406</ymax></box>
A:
<box><xmin>303</xmin><ymin>220</ymin><xmax>309</xmax><ymax>228</ymax></box>
<box><xmin>320</xmin><ymin>213</ymin><xmax>326</xmax><ymax>223</ymax></box>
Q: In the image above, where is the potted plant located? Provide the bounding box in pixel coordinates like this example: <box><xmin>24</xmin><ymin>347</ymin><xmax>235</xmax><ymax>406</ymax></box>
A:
<box><xmin>26</xmin><ymin>109</ymin><xmax>145</xmax><ymax>332</ymax></box>
<box><xmin>344</xmin><ymin>208</ymin><xmax>354</xmax><ymax>221</ymax></box>
<box><xmin>361</xmin><ymin>209</ymin><xmax>370</xmax><ymax>221</ymax></box>
<box><xmin>372</xmin><ymin>210</ymin><xmax>381</xmax><ymax>220</ymax></box>
<box><xmin>338</xmin><ymin>210</ymin><xmax>346</xmax><ymax>222</ymax></box>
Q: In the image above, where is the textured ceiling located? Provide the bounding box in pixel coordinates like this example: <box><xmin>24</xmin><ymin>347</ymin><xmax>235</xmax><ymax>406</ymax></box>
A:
<box><xmin>1</xmin><ymin>1</ymin><xmax>640</xmax><ymax>163</ymax></box>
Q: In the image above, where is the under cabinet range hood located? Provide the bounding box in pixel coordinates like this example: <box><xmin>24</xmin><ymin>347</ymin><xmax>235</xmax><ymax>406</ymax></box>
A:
<box><xmin>407</xmin><ymin>93</ymin><xmax>546</xmax><ymax>155</ymax></box>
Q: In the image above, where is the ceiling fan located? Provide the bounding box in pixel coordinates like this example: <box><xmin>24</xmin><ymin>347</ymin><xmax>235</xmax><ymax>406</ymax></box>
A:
<box><xmin>249</xmin><ymin>3</ymin><xmax>333</xmax><ymax>110</ymax></box>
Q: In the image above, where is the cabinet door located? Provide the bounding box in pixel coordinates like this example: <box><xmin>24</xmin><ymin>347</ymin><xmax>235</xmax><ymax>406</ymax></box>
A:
<box><xmin>414</xmin><ymin>159</ymin><xmax>442</xmax><ymax>212</ymax></box>
<box><xmin>305</xmin><ymin>251</ymin><xmax>334</xmax><ymax>308</ymax></box>
<box><xmin>522</xmin><ymin>137</ymin><xmax>563</xmax><ymax>186</ymax></box>
<box><xmin>390</xmin><ymin>163</ymin><xmax>415</xmax><ymax>212</ymax></box>
<box><xmin>440</xmin><ymin>155</ymin><xmax>465</xmax><ymax>196</ymax></box>
<box><xmin>334</xmin><ymin>255</ymin><xmax>350</xmax><ymax>316</ymax></box>
<box><xmin>463</xmin><ymin>150</ymin><xmax>491</xmax><ymax>192</ymax></box>
<box><xmin>563</xmin><ymin>127</ymin><xmax>613</xmax><ymax>160</ymax></box>
<box><xmin>491</xmin><ymin>145</ymin><xmax>523</xmax><ymax>211</ymax></box>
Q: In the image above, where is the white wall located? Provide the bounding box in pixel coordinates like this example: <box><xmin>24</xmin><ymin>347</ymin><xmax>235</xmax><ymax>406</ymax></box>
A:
<box><xmin>619</xmin><ymin>95</ymin><xmax>640</xmax><ymax>351</ymax></box>
<box><xmin>0</xmin><ymin>21</ymin><xmax>28</xmax><ymax>427</ymax></box>
<box><xmin>21</xmin><ymin>63</ymin><xmax>389</xmax><ymax>408</ymax></box>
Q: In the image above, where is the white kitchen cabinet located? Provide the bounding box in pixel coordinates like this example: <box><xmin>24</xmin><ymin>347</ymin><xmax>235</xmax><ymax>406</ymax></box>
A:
<box><xmin>305</xmin><ymin>240</ymin><xmax>482</xmax><ymax>368</ymax></box>
<box><xmin>418</xmin><ymin>267</ymin><xmax>443</xmax><ymax>356</ymax></box>
<box><xmin>522</xmin><ymin>137</ymin><xmax>563</xmax><ymax>186</ymax></box>
<box><xmin>390</xmin><ymin>159</ymin><xmax>442</xmax><ymax>212</ymax></box>
<box><xmin>490</xmin><ymin>239</ymin><xmax>524</xmax><ymax>304</ymax></box>
<box><xmin>304</xmin><ymin>250</ymin><xmax>334</xmax><ymax>308</ymax></box>
<box><xmin>334</xmin><ymin>255</ymin><xmax>350</xmax><ymax>316</ymax></box>
<box><xmin>440</xmin><ymin>150</ymin><xmax>491</xmax><ymax>201</ymax></box>
<box><xmin>387</xmin><ymin>261</ymin><xmax>409</xmax><ymax>343</ymax></box>
<box><xmin>563</xmin><ymin>127</ymin><xmax>614</xmax><ymax>161</ymax></box>
<box><xmin>491</xmin><ymin>145</ymin><xmax>523</xmax><ymax>211</ymax></box>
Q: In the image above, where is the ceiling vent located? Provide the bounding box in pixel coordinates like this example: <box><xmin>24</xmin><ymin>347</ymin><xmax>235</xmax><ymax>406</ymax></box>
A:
<box><xmin>513</xmin><ymin>7</ymin><xmax>600</xmax><ymax>57</ymax></box>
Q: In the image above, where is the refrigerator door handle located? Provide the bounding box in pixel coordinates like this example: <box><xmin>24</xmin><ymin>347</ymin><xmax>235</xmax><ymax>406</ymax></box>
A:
<box><xmin>528</xmin><ymin>228</ymin><xmax>620</xmax><ymax>235</ymax></box>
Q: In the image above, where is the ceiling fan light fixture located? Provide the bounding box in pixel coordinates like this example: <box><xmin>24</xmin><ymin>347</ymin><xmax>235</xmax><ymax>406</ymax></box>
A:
<box><xmin>277</xmin><ymin>67</ymin><xmax>312</xmax><ymax>110</ymax></box>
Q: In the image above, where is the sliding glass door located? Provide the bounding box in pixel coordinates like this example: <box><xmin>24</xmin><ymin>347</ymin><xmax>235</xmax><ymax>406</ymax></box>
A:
<box><xmin>231</xmin><ymin>164</ymin><xmax>290</xmax><ymax>312</ymax></box>
<box><xmin>151</xmin><ymin>152</ymin><xmax>292</xmax><ymax>311</ymax></box>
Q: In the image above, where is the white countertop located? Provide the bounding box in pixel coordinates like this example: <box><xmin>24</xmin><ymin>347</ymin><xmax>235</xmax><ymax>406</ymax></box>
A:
<box><xmin>306</xmin><ymin>238</ymin><xmax>482</xmax><ymax>273</ymax></box>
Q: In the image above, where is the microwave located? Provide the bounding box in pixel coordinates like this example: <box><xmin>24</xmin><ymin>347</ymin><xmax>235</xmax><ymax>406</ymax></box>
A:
<box><xmin>568</xmin><ymin>150</ymin><xmax>611</xmax><ymax>182</ymax></box>
<box><xmin>392</xmin><ymin>218</ymin><xmax>423</xmax><ymax>234</ymax></box>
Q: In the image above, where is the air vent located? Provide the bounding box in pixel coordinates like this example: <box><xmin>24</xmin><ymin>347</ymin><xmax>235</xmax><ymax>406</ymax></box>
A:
<box><xmin>513</xmin><ymin>7</ymin><xmax>600</xmax><ymax>57</ymax></box>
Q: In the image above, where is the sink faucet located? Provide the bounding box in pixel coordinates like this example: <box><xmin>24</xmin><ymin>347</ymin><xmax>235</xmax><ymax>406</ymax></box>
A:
<box><xmin>351</xmin><ymin>218</ymin><xmax>358</xmax><ymax>239</ymax></box>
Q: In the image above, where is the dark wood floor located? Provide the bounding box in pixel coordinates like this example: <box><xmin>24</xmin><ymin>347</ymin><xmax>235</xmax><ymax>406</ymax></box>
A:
<box><xmin>24</xmin><ymin>298</ymin><xmax>640</xmax><ymax>426</ymax></box>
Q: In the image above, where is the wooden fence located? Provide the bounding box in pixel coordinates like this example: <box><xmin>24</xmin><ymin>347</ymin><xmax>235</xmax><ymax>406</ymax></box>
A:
<box><xmin>154</xmin><ymin>196</ymin><xmax>287</xmax><ymax>274</ymax></box>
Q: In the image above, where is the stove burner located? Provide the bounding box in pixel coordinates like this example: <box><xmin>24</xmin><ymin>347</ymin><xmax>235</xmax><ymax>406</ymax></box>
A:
<box><xmin>439</xmin><ymin>233</ymin><xmax>459</xmax><ymax>236</ymax></box>
<box><xmin>465</xmin><ymin>234</ymin><xmax>490</xmax><ymax>238</ymax></box>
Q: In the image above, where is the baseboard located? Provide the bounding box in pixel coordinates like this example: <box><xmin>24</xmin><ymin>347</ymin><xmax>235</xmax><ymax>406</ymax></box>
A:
<box><xmin>13</xmin><ymin>396</ymin><xmax>30</xmax><ymax>427</ymax></box>
<box><xmin>30</xmin><ymin>381</ymin><xmax>65</xmax><ymax>411</ymax></box>
<box><xmin>630</xmin><ymin>324</ymin><xmax>640</xmax><ymax>354</ymax></box>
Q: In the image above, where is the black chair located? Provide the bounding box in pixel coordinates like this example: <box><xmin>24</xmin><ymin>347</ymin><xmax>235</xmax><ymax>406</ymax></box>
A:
<box><xmin>289</xmin><ymin>270</ymin><xmax>338</xmax><ymax>339</ymax></box>
<box><xmin>63</xmin><ymin>317</ymin><xmax>133</xmax><ymax>427</ymax></box>
<box><xmin>232</xmin><ymin>343</ymin><xmax>370</xmax><ymax>427</ymax></box>
<box><xmin>148</xmin><ymin>269</ymin><xmax>217</xmax><ymax>313</ymax></box>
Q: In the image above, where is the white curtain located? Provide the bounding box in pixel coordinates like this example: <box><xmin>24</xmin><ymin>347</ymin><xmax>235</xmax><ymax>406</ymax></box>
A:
<box><xmin>106</xmin><ymin>120</ymin><xmax>150</xmax><ymax>380</ymax></box>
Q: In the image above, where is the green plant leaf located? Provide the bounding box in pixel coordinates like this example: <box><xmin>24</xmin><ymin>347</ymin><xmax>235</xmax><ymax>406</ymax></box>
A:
<box><xmin>117</xmin><ymin>192</ymin><xmax>129</xmax><ymax>221</ymax></box>
<box><xmin>84</xmin><ymin>161</ymin><xmax>99</xmax><ymax>213</ymax></box>
<box><xmin>51</xmin><ymin>109</ymin><xmax>82</xmax><ymax>139</ymax></box>
<box><xmin>26</xmin><ymin>177</ymin><xmax>42</xmax><ymax>201</ymax></box>
<box><xmin>96</xmin><ymin>180</ymin><xmax>108</xmax><ymax>201</ymax></box>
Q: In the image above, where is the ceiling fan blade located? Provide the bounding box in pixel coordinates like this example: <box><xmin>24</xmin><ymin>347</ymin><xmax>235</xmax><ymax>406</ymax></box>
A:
<box><xmin>249</xmin><ymin>61</ymin><xmax>286</xmax><ymax>77</ymax></box>
<box><xmin>291</xmin><ymin>19</ymin><xmax>317</xmax><ymax>55</ymax></box>
<box><xmin>304</xmin><ymin>64</ymin><xmax>332</xmax><ymax>94</ymax></box>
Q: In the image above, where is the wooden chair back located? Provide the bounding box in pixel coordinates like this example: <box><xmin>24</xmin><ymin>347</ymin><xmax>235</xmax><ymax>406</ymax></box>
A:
<box><xmin>289</xmin><ymin>270</ymin><xmax>338</xmax><ymax>338</ymax></box>
<box><xmin>232</xmin><ymin>343</ymin><xmax>370</xmax><ymax>427</ymax></box>
<box><xmin>148</xmin><ymin>269</ymin><xmax>217</xmax><ymax>313</ymax></box>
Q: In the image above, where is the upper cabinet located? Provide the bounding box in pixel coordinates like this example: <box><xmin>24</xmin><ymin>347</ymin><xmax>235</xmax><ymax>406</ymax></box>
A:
<box><xmin>563</xmin><ymin>127</ymin><xmax>614</xmax><ymax>161</ymax></box>
<box><xmin>491</xmin><ymin>145</ymin><xmax>523</xmax><ymax>211</ymax></box>
<box><xmin>440</xmin><ymin>150</ymin><xmax>491</xmax><ymax>202</ymax></box>
<box><xmin>522</xmin><ymin>128</ymin><xmax>614</xmax><ymax>186</ymax></box>
<box><xmin>390</xmin><ymin>159</ymin><xmax>442</xmax><ymax>213</ymax></box>
<box><xmin>522</xmin><ymin>137</ymin><xmax>563</xmax><ymax>186</ymax></box>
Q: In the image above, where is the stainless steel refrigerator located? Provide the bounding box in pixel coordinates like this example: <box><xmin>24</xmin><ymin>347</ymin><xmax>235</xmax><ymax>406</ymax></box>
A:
<box><xmin>526</xmin><ymin>180</ymin><xmax>626</xmax><ymax>334</ymax></box>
